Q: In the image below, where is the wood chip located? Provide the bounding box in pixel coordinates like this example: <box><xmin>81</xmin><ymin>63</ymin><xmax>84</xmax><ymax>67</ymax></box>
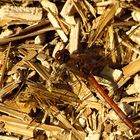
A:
<box><xmin>0</xmin><ymin>1</ymin><xmax>139</xmax><ymax>139</ymax></box>
<box><xmin>0</xmin><ymin>5</ymin><xmax>42</xmax><ymax>26</ymax></box>
<box><xmin>122</xmin><ymin>58</ymin><xmax>140</xmax><ymax>77</ymax></box>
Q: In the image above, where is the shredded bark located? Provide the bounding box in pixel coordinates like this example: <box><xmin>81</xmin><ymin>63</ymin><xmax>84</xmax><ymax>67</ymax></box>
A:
<box><xmin>0</xmin><ymin>0</ymin><xmax>140</xmax><ymax>140</ymax></box>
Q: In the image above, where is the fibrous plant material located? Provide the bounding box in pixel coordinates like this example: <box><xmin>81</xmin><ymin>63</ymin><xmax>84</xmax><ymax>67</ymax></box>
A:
<box><xmin>0</xmin><ymin>0</ymin><xmax>140</xmax><ymax>140</ymax></box>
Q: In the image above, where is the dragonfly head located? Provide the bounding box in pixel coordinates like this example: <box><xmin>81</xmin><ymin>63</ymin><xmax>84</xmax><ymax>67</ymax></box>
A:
<box><xmin>55</xmin><ymin>49</ymin><xmax>70</xmax><ymax>64</ymax></box>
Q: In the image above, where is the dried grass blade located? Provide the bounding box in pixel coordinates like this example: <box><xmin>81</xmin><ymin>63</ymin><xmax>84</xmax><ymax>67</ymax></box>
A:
<box><xmin>121</xmin><ymin>97</ymin><xmax>140</xmax><ymax>103</ymax></box>
<box><xmin>121</xmin><ymin>41</ymin><xmax>140</xmax><ymax>55</ymax></box>
<box><xmin>72</xmin><ymin>0</ymin><xmax>88</xmax><ymax>28</ymax></box>
<box><xmin>0</xmin><ymin>26</ymin><xmax>56</xmax><ymax>46</ymax></box>
<box><xmin>84</xmin><ymin>0</ymin><xmax>96</xmax><ymax>18</ymax></box>
<box><xmin>88</xmin><ymin>4</ymin><xmax>118</xmax><ymax>47</ymax></box>
<box><xmin>0</xmin><ymin>44</ymin><xmax>10</xmax><ymax>88</ymax></box>
<box><xmin>0</xmin><ymin>115</ymin><xmax>63</xmax><ymax>137</ymax></box>
<box><xmin>108</xmin><ymin>25</ymin><xmax>116</xmax><ymax>63</ymax></box>
<box><xmin>50</xmin><ymin>87</ymin><xmax>81</xmax><ymax>104</ymax></box>
<box><xmin>49</xmin><ymin>105</ymin><xmax>86</xmax><ymax>140</ymax></box>
<box><xmin>25</xmin><ymin>61</ymin><xmax>49</xmax><ymax>80</ymax></box>
<box><xmin>29</xmin><ymin>85</ymin><xmax>81</xmax><ymax>105</ymax></box>
<box><xmin>0</xmin><ymin>81</ymin><xmax>19</xmax><ymax>101</ymax></box>
<box><xmin>9</xmin><ymin>19</ymin><xmax>50</xmax><ymax>37</ymax></box>
<box><xmin>122</xmin><ymin>58</ymin><xmax>140</xmax><ymax>77</ymax></box>
<box><xmin>0</xmin><ymin>103</ymin><xmax>32</xmax><ymax>121</ymax></box>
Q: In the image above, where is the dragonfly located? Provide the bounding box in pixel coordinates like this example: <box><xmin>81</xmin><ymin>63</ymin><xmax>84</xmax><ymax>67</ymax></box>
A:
<box><xmin>55</xmin><ymin>49</ymin><xmax>136</xmax><ymax>131</ymax></box>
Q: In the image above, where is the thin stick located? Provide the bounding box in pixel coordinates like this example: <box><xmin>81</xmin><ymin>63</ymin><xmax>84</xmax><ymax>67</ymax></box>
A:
<box><xmin>0</xmin><ymin>44</ymin><xmax>11</xmax><ymax>88</ymax></box>
<box><xmin>88</xmin><ymin>74</ymin><xmax>136</xmax><ymax>131</ymax></box>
